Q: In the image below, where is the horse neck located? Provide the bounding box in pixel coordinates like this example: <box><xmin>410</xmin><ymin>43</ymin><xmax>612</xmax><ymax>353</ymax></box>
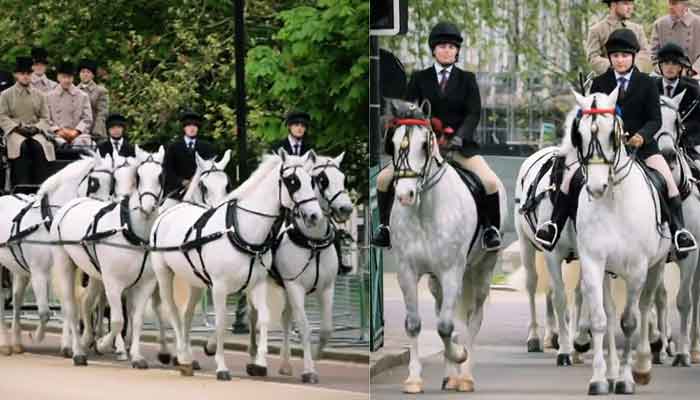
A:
<box><xmin>47</xmin><ymin>178</ymin><xmax>83</xmax><ymax>205</ymax></box>
<box><xmin>235</xmin><ymin>165</ymin><xmax>282</xmax><ymax>244</ymax></box>
<box><xmin>128</xmin><ymin>193</ymin><xmax>158</xmax><ymax>238</ymax></box>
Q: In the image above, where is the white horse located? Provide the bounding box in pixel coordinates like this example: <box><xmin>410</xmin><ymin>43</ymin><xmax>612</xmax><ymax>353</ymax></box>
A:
<box><xmin>650</xmin><ymin>92</ymin><xmax>700</xmax><ymax>367</ymax></box>
<box><xmin>150</xmin><ymin>150</ymin><xmax>322</xmax><ymax>380</ymax></box>
<box><xmin>50</xmin><ymin>145</ymin><xmax>165</xmax><ymax>366</ymax></box>
<box><xmin>569</xmin><ymin>89</ymin><xmax>670</xmax><ymax>395</ymax></box>
<box><xmin>386</xmin><ymin>99</ymin><xmax>506</xmax><ymax>393</ymax></box>
<box><xmin>0</xmin><ymin>153</ymin><xmax>114</xmax><ymax>356</ymax></box>
<box><xmin>514</xmin><ymin>138</ymin><xmax>583</xmax><ymax>366</ymax></box>
<box><xmin>257</xmin><ymin>151</ymin><xmax>353</xmax><ymax>384</ymax></box>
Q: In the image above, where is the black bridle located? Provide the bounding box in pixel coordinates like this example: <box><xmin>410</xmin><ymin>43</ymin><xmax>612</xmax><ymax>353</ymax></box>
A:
<box><xmin>311</xmin><ymin>162</ymin><xmax>348</xmax><ymax>218</ymax></box>
<box><xmin>390</xmin><ymin>118</ymin><xmax>445</xmax><ymax>195</ymax></box>
<box><xmin>198</xmin><ymin>164</ymin><xmax>231</xmax><ymax>205</ymax></box>
<box><xmin>134</xmin><ymin>155</ymin><xmax>165</xmax><ymax>211</ymax></box>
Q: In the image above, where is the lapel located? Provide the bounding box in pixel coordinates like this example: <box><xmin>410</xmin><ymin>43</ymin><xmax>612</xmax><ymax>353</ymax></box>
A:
<box><xmin>619</xmin><ymin>68</ymin><xmax>641</xmax><ymax>105</ymax></box>
<box><xmin>424</xmin><ymin>67</ymin><xmax>442</xmax><ymax>99</ymax></box>
<box><xmin>442</xmin><ymin>67</ymin><xmax>461</xmax><ymax>97</ymax></box>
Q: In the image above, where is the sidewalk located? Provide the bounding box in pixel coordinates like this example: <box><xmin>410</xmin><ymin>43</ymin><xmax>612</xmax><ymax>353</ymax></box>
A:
<box><xmin>370</xmin><ymin>241</ymin><xmax>521</xmax><ymax>377</ymax></box>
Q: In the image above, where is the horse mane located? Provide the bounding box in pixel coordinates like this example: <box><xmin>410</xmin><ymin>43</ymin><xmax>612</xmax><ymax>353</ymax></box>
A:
<box><xmin>36</xmin><ymin>158</ymin><xmax>95</xmax><ymax>198</ymax></box>
<box><xmin>224</xmin><ymin>154</ymin><xmax>282</xmax><ymax>202</ymax></box>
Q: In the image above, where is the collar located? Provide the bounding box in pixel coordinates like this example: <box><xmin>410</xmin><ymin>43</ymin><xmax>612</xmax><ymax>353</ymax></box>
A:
<box><xmin>671</xmin><ymin>9</ymin><xmax>692</xmax><ymax>27</ymax></box>
<box><xmin>14</xmin><ymin>82</ymin><xmax>31</xmax><ymax>94</ymax></box>
<box><xmin>30</xmin><ymin>73</ymin><xmax>46</xmax><ymax>83</ymax></box>
<box><xmin>111</xmin><ymin>137</ymin><xmax>123</xmax><ymax>144</ymax></box>
<box><xmin>662</xmin><ymin>77</ymin><xmax>680</xmax><ymax>91</ymax></box>
<box><xmin>614</xmin><ymin>69</ymin><xmax>633</xmax><ymax>82</ymax></box>
<box><xmin>288</xmin><ymin>135</ymin><xmax>303</xmax><ymax>146</ymax></box>
<box><xmin>57</xmin><ymin>84</ymin><xmax>79</xmax><ymax>96</ymax></box>
<box><xmin>434</xmin><ymin>63</ymin><xmax>453</xmax><ymax>77</ymax></box>
<box><xmin>606</xmin><ymin>14</ymin><xmax>627</xmax><ymax>26</ymax></box>
<box><xmin>79</xmin><ymin>80</ymin><xmax>95</xmax><ymax>89</ymax></box>
<box><xmin>184</xmin><ymin>136</ymin><xmax>197</xmax><ymax>145</ymax></box>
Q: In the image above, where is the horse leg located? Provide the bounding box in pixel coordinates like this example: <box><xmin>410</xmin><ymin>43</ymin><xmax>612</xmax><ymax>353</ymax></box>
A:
<box><xmin>244</xmin><ymin>295</ymin><xmax>257</xmax><ymax>362</ymax></box>
<box><xmin>673</xmin><ymin>252</ymin><xmax>697</xmax><ymax>367</ymax></box>
<box><xmin>578</xmin><ymin>256</ymin><xmax>607</xmax><ymax>395</ymax></box>
<box><xmin>278</xmin><ymin>297</ymin><xmax>293</xmax><ymax>376</ymax></box>
<box><xmin>437</xmin><ymin>269</ymin><xmax>468</xmax><ymax>364</ymax></box>
<box><xmin>54</xmin><ymin>248</ymin><xmax>87</xmax><ymax>366</ymax></box>
<box><xmin>79</xmin><ymin>278</ymin><xmax>102</xmax><ymax>351</ymax></box>
<box><xmin>182</xmin><ymin>285</ymin><xmax>204</xmax><ymax>368</ymax></box>
<box><xmin>602</xmin><ymin>275</ymin><xmax>619</xmax><ymax>391</ymax></box>
<box><xmin>692</xmin><ymin>260</ymin><xmax>700</xmax><ymax>363</ymax></box>
<box><xmin>520</xmin><ymin>236</ymin><xmax>542</xmax><ymax>352</ymax></box>
<box><xmin>632</xmin><ymin>263</ymin><xmax>664</xmax><ymax>388</ymax></box>
<box><xmin>128</xmin><ymin>277</ymin><xmax>158</xmax><ymax>369</ymax></box>
<box><xmin>212</xmin><ymin>282</ymin><xmax>232</xmax><ymax>380</ymax></box>
<box><xmin>427</xmin><ymin>274</ymin><xmax>458</xmax><ymax>390</ymax></box>
<box><xmin>150</xmin><ymin>288</ymin><xmax>172</xmax><ymax>365</ymax></box>
<box><xmin>29</xmin><ymin>268</ymin><xmax>51</xmax><ymax>344</ymax></box>
<box><xmin>572</xmin><ymin>277</ymin><xmax>592</xmax><ymax>364</ymax></box>
<box><xmin>545</xmin><ymin>251</ymin><xmax>572</xmax><ymax>365</ymax></box>
<box><xmin>397</xmin><ymin>267</ymin><xmax>423</xmax><ymax>393</ymax></box>
<box><xmin>152</xmin><ymin>257</ymin><xmax>189</xmax><ymax>375</ymax></box>
<box><xmin>97</xmin><ymin>278</ymin><xmax>126</xmax><ymax>360</ymax></box>
<box><xmin>10</xmin><ymin>272</ymin><xmax>29</xmax><ymax>354</ymax></box>
<box><xmin>0</xmin><ymin>268</ymin><xmax>9</xmax><ymax>356</ymax></box>
<box><xmin>313</xmin><ymin>284</ymin><xmax>334</xmax><ymax>363</ymax></box>
<box><xmin>648</xmin><ymin>284</ymin><xmax>665</xmax><ymax>364</ymax></box>
<box><xmin>543</xmin><ymin>289</ymin><xmax>558</xmax><ymax>349</ymax></box>
<box><xmin>246</xmin><ymin>277</ymin><xmax>270</xmax><ymax>377</ymax></box>
<box><xmin>285</xmin><ymin>283</ymin><xmax>314</xmax><ymax>382</ymax></box>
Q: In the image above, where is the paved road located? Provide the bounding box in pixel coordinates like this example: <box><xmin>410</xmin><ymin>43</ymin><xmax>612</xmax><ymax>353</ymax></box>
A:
<box><xmin>0</xmin><ymin>332</ymin><xmax>368</xmax><ymax>400</ymax></box>
<box><xmin>372</xmin><ymin>284</ymin><xmax>699</xmax><ymax>399</ymax></box>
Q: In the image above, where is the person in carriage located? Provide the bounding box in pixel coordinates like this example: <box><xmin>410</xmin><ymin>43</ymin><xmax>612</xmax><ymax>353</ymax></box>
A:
<box><xmin>372</xmin><ymin>21</ymin><xmax>503</xmax><ymax>251</ymax></box>
<box><xmin>47</xmin><ymin>61</ymin><xmax>93</xmax><ymax>148</ymax></box>
<box><xmin>0</xmin><ymin>56</ymin><xmax>53</xmax><ymax>191</ymax></box>
<box><xmin>535</xmin><ymin>28</ymin><xmax>698</xmax><ymax>258</ymax></box>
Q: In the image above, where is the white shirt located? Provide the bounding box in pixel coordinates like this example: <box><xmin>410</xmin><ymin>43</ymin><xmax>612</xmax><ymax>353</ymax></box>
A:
<box><xmin>434</xmin><ymin>63</ymin><xmax>453</xmax><ymax>84</ymax></box>
<box><xmin>662</xmin><ymin>77</ymin><xmax>680</xmax><ymax>96</ymax></box>
<box><xmin>287</xmin><ymin>135</ymin><xmax>303</xmax><ymax>155</ymax></box>
<box><xmin>614</xmin><ymin>70</ymin><xmax>633</xmax><ymax>91</ymax></box>
<box><xmin>184</xmin><ymin>137</ymin><xmax>196</xmax><ymax>149</ymax></box>
<box><xmin>111</xmin><ymin>138</ymin><xmax>123</xmax><ymax>151</ymax></box>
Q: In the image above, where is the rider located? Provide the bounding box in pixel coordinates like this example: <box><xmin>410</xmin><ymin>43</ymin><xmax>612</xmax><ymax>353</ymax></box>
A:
<box><xmin>372</xmin><ymin>21</ymin><xmax>503</xmax><ymax>251</ymax></box>
<box><xmin>536</xmin><ymin>28</ymin><xmax>698</xmax><ymax>257</ymax></box>
<box><xmin>271</xmin><ymin>111</ymin><xmax>313</xmax><ymax>156</ymax></box>
<box><xmin>654</xmin><ymin>42</ymin><xmax>700</xmax><ymax>153</ymax></box>
<box><xmin>97</xmin><ymin>113</ymin><xmax>135</xmax><ymax>158</ymax></box>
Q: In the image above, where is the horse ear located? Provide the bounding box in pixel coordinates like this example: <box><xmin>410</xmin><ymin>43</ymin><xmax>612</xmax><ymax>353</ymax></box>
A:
<box><xmin>195</xmin><ymin>151</ymin><xmax>206</xmax><ymax>169</ymax></box>
<box><xmin>334</xmin><ymin>151</ymin><xmax>345</xmax><ymax>166</ymax></box>
<box><xmin>572</xmin><ymin>90</ymin><xmax>587</xmax><ymax>109</ymax></box>
<box><xmin>217</xmin><ymin>149</ymin><xmax>232</xmax><ymax>169</ymax></box>
<box><xmin>306</xmin><ymin>149</ymin><xmax>317</xmax><ymax>164</ymax></box>
<box><xmin>277</xmin><ymin>147</ymin><xmax>288</xmax><ymax>162</ymax></box>
<box><xmin>608</xmin><ymin>86</ymin><xmax>620</xmax><ymax>105</ymax></box>
<box><xmin>420</xmin><ymin>99</ymin><xmax>431</xmax><ymax>118</ymax></box>
<box><xmin>134</xmin><ymin>144</ymin><xmax>146</xmax><ymax>162</ymax></box>
<box><xmin>155</xmin><ymin>145</ymin><xmax>165</xmax><ymax>162</ymax></box>
<box><xmin>673</xmin><ymin>89</ymin><xmax>687</xmax><ymax>108</ymax></box>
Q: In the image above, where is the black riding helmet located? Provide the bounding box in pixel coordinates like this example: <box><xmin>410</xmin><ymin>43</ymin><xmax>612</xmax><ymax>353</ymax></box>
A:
<box><xmin>605</xmin><ymin>28</ymin><xmax>640</xmax><ymax>55</ymax></box>
<box><xmin>285</xmin><ymin>111</ymin><xmax>311</xmax><ymax>127</ymax></box>
<box><xmin>657</xmin><ymin>42</ymin><xmax>692</xmax><ymax>68</ymax></box>
<box><xmin>106</xmin><ymin>113</ymin><xmax>128</xmax><ymax>130</ymax></box>
<box><xmin>601</xmin><ymin>0</ymin><xmax>635</xmax><ymax>4</ymax></box>
<box><xmin>180</xmin><ymin>110</ymin><xmax>203</xmax><ymax>128</ymax></box>
<box><xmin>429</xmin><ymin>22</ymin><xmax>463</xmax><ymax>63</ymax></box>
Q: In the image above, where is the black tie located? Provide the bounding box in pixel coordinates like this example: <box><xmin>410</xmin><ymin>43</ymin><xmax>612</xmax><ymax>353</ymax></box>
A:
<box><xmin>294</xmin><ymin>143</ymin><xmax>300</xmax><ymax>155</ymax></box>
<box><xmin>113</xmin><ymin>140</ymin><xmax>120</xmax><ymax>151</ymax></box>
<box><xmin>188</xmin><ymin>141</ymin><xmax>194</xmax><ymax>151</ymax></box>
<box><xmin>666</xmin><ymin>84</ymin><xmax>674</xmax><ymax>97</ymax></box>
<box><xmin>439</xmin><ymin>69</ymin><xmax>449</xmax><ymax>93</ymax></box>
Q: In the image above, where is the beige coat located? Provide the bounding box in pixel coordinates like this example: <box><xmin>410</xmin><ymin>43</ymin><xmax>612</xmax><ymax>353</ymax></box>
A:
<box><xmin>0</xmin><ymin>83</ymin><xmax>54</xmax><ymax>161</ymax></box>
<box><xmin>47</xmin><ymin>84</ymin><xmax>92</xmax><ymax>134</ymax></box>
<box><xmin>586</xmin><ymin>15</ymin><xmax>653</xmax><ymax>75</ymax></box>
<box><xmin>651</xmin><ymin>10</ymin><xmax>700</xmax><ymax>73</ymax></box>
<box><xmin>30</xmin><ymin>73</ymin><xmax>57</xmax><ymax>94</ymax></box>
<box><xmin>78</xmin><ymin>80</ymin><xmax>108</xmax><ymax>139</ymax></box>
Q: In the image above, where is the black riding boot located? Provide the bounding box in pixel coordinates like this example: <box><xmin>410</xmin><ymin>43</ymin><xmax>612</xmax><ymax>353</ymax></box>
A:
<box><xmin>371</xmin><ymin>189</ymin><xmax>393</xmax><ymax>248</ymax></box>
<box><xmin>669</xmin><ymin>196</ymin><xmax>697</xmax><ymax>258</ymax></box>
<box><xmin>535</xmin><ymin>191</ymin><xmax>570</xmax><ymax>251</ymax></box>
<box><xmin>482</xmin><ymin>192</ymin><xmax>502</xmax><ymax>251</ymax></box>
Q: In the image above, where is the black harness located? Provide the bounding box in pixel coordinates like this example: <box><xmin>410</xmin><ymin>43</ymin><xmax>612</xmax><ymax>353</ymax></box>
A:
<box><xmin>3</xmin><ymin>196</ymin><xmax>56</xmax><ymax>272</ymax></box>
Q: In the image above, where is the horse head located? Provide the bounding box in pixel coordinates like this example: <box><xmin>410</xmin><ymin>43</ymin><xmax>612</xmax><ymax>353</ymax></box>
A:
<box><xmin>278</xmin><ymin>148</ymin><xmax>323</xmax><ymax>228</ymax></box>
<box><xmin>306</xmin><ymin>150</ymin><xmax>353</xmax><ymax>223</ymax></box>
<box><xmin>189</xmin><ymin>149</ymin><xmax>232</xmax><ymax>207</ymax></box>
<box><xmin>657</xmin><ymin>91</ymin><xmax>686</xmax><ymax>167</ymax></box>
<box><xmin>386</xmin><ymin>98</ymin><xmax>435</xmax><ymax>206</ymax></box>
<box><xmin>133</xmin><ymin>145</ymin><xmax>165</xmax><ymax>214</ymax></box>
<box><xmin>572</xmin><ymin>89</ymin><xmax>621</xmax><ymax>198</ymax></box>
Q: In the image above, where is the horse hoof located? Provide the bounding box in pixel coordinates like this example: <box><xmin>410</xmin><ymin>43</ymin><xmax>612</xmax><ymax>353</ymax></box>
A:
<box><xmin>632</xmin><ymin>370</ymin><xmax>651</xmax><ymax>385</ymax></box>
<box><xmin>650</xmin><ymin>338</ymin><xmax>664</xmax><ymax>353</ymax></box>
<box><xmin>557</xmin><ymin>353</ymin><xmax>572</xmax><ymax>366</ymax></box>
<box><xmin>216</xmin><ymin>370</ymin><xmax>232</xmax><ymax>381</ymax></box>
<box><xmin>115</xmin><ymin>352</ymin><xmax>128</xmax><ymax>362</ymax></box>
<box><xmin>652</xmin><ymin>351</ymin><xmax>664</xmax><ymax>365</ymax></box>
<box><xmin>11</xmin><ymin>344</ymin><xmax>25</xmax><ymax>354</ymax></box>
<box><xmin>192</xmin><ymin>360</ymin><xmax>201</xmax><ymax>370</ymax></box>
<box><xmin>278</xmin><ymin>363</ymin><xmax>293</xmax><ymax>376</ymax></box>
<box><xmin>301</xmin><ymin>372</ymin><xmax>319</xmax><ymax>384</ymax></box>
<box><xmin>441</xmin><ymin>377</ymin><xmax>459</xmax><ymax>391</ymax></box>
<box><xmin>157</xmin><ymin>352</ymin><xmax>171</xmax><ymax>365</ymax></box>
<box><xmin>607</xmin><ymin>379</ymin><xmax>615</xmax><ymax>394</ymax></box>
<box><xmin>176</xmin><ymin>364</ymin><xmax>194</xmax><ymax>377</ymax></box>
<box><xmin>574</xmin><ymin>341</ymin><xmax>591</xmax><ymax>353</ymax></box>
<box><xmin>691</xmin><ymin>350</ymin><xmax>700</xmax><ymax>364</ymax></box>
<box><xmin>73</xmin><ymin>355</ymin><xmax>88</xmax><ymax>366</ymax></box>
<box><xmin>550</xmin><ymin>333</ymin><xmax>559</xmax><ymax>350</ymax></box>
<box><xmin>131</xmin><ymin>359</ymin><xmax>148</xmax><ymax>369</ymax></box>
<box><xmin>246</xmin><ymin>363</ymin><xmax>268</xmax><ymax>377</ymax></box>
<box><xmin>61</xmin><ymin>347</ymin><xmax>72</xmax><ymax>358</ymax></box>
<box><xmin>614</xmin><ymin>381</ymin><xmax>635</xmax><ymax>395</ymax></box>
<box><xmin>457</xmin><ymin>378</ymin><xmax>475</xmax><ymax>392</ymax></box>
<box><xmin>527</xmin><ymin>338</ymin><xmax>542</xmax><ymax>352</ymax></box>
<box><xmin>587</xmin><ymin>380</ymin><xmax>609</xmax><ymax>395</ymax></box>
<box><xmin>572</xmin><ymin>352</ymin><xmax>584</xmax><ymax>365</ymax></box>
<box><xmin>403</xmin><ymin>378</ymin><xmax>423</xmax><ymax>394</ymax></box>
<box><xmin>203</xmin><ymin>342</ymin><xmax>216</xmax><ymax>357</ymax></box>
<box><xmin>672</xmin><ymin>353</ymin><xmax>691</xmax><ymax>367</ymax></box>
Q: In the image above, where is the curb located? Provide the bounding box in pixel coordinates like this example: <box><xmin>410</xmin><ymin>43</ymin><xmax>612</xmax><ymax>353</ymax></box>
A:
<box><xmin>20</xmin><ymin>322</ymin><xmax>368</xmax><ymax>365</ymax></box>
<box><xmin>370</xmin><ymin>348</ymin><xmax>408</xmax><ymax>378</ymax></box>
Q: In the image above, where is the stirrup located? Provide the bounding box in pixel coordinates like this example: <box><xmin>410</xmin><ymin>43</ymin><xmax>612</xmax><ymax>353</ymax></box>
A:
<box><xmin>482</xmin><ymin>226</ymin><xmax>502</xmax><ymax>251</ymax></box>
<box><xmin>674</xmin><ymin>229</ymin><xmax>698</xmax><ymax>253</ymax></box>
<box><xmin>534</xmin><ymin>221</ymin><xmax>558</xmax><ymax>248</ymax></box>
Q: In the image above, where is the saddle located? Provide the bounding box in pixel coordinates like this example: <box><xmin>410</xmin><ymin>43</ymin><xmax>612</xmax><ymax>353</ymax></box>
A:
<box><xmin>448</xmin><ymin>160</ymin><xmax>487</xmax><ymax>227</ymax></box>
<box><xmin>637</xmin><ymin>161</ymin><xmax>670</xmax><ymax>225</ymax></box>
